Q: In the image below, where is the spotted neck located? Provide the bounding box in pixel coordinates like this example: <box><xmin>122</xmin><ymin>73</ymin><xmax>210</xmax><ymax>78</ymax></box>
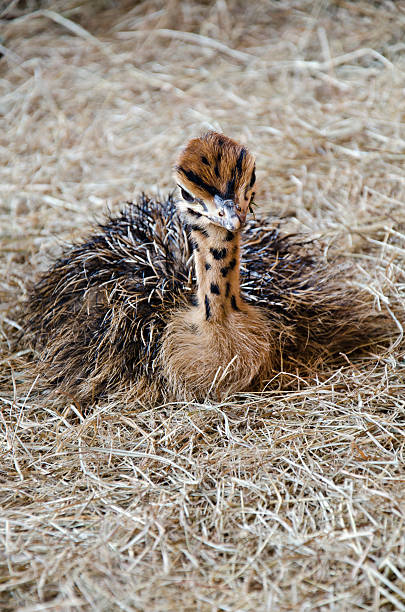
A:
<box><xmin>190</xmin><ymin>223</ymin><xmax>243</xmax><ymax>321</ymax></box>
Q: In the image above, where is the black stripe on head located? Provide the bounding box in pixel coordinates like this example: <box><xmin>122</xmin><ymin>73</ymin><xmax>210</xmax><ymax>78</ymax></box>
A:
<box><xmin>216</xmin><ymin>135</ymin><xmax>225</xmax><ymax>147</ymax></box>
<box><xmin>214</xmin><ymin>150</ymin><xmax>221</xmax><ymax>180</ymax></box>
<box><xmin>210</xmin><ymin>283</ymin><xmax>220</xmax><ymax>295</ymax></box>
<box><xmin>236</xmin><ymin>148</ymin><xmax>246</xmax><ymax>174</ymax></box>
<box><xmin>225</xmin><ymin>176</ymin><xmax>236</xmax><ymax>200</ymax></box>
<box><xmin>178</xmin><ymin>166</ymin><xmax>218</xmax><ymax>197</ymax></box>
<box><xmin>223</xmin><ymin>149</ymin><xmax>246</xmax><ymax>199</ymax></box>
<box><xmin>196</xmin><ymin>198</ymin><xmax>208</xmax><ymax>212</ymax></box>
<box><xmin>249</xmin><ymin>166</ymin><xmax>256</xmax><ymax>188</ymax></box>
<box><xmin>205</xmin><ymin>295</ymin><xmax>211</xmax><ymax>320</ymax></box>
<box><xmin>187</xmin><ymin>208</ymin><xmax>202</xmax><ymax>218</ymax></box>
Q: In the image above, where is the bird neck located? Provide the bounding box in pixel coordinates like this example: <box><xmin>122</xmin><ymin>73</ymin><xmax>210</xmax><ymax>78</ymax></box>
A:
<box><xmin>190</xmin><ymin>224</ymin><xmax>243</xmax><ymax>321</ymax></box>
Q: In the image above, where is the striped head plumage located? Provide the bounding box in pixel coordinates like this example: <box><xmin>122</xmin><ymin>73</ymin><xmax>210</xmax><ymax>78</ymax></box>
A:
<box><xmin>174</xmin><ymin>132</ymin><xmax>256</xmax><ymax>232</ymax></box>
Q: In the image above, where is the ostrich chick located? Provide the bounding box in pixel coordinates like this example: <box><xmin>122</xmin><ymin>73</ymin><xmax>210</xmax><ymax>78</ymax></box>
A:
<box><xmin>160</xmin><ymin>132</ymin><xmax>274</xmax><ymax>399</ymax></box>
<box><xmin>25</xmin><ymin>132</ymin><xmax>378</xmax><ymax>404</ymax></box>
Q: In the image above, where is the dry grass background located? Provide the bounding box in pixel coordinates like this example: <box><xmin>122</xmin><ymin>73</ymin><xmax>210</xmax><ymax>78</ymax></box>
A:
<box><xmin>1</xmin><ymin>0</ymin><xmax>405</xmax><ymax>610</ymax></box>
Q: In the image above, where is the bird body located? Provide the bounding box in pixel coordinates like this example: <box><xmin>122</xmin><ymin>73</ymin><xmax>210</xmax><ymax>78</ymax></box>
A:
<box><xmin>25</xmin><ymin>133</ymin><xmax>378</xmax><ymax>404</ymax></box>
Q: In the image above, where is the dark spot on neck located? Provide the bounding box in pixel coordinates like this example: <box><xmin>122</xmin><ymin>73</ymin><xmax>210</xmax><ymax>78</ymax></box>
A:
<box><xmin>210</xmin><ymin>247</ymin><xmax>227</xmax><ymax>260</ymax></box>
<box><xmin>231</xmin><ymin>295</ymin><xmax>239</xmax><ymax>311</ymax></box>
<box><xmin>210</xmin><ymin>283</ymin><xmax>220</xmax><ymax>295</ymax></box>
<box><xmin>220</xmin><ymin>257</ymin><xmax>236</xmax><ymax>277</ymax></box>
<box><xmin>205</xmin><ymin>295</ymin><xmax>211</xmax><ymax>320</ymax></box>
<box><xmin>205</xmin><ymin>262</ymin><xmax>211</xmax><ymax>270</ymax></box>
<box><xmin>191</xmin><ymin>224</ymin><xmax>209</xmax><ymax>238</ymax></box>
<box><xmin>225</xmin><ymin>230</ymin><xmax>234</xmax><ymax>241</ymax></box>
<box><xmin>225</xmin><ymin>282</ymin><xmax>231</xmax><ymax>298</ymax></box>
<box><xmin>190</xmin><ymin>238</ymin><xmax>199</xmax><ymax>252</ymax></box>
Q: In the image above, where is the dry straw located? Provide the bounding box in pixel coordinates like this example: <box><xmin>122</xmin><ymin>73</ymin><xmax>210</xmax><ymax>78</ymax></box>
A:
<box><xmin>1</xmin><ymin>1</ymin><xmax>405</xmax><ymax>610</ymax></box>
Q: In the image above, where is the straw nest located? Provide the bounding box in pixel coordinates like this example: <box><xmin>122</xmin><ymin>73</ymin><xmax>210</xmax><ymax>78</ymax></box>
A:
<box><xmin>1</xmin><ymin>1</ymin><xmax>405</xmax><ymax>610</ymax></box>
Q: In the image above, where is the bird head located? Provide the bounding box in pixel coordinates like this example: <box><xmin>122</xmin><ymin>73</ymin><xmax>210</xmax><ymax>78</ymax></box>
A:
<box><xmin>174</xmin><ymin>132</ymin><xmax>256</xmax><ymax>232</ymax></box>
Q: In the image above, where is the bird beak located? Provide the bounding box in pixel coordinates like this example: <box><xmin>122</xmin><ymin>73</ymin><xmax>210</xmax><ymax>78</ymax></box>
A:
<box><xmin>213</xmin><ymin>195</ymin><xmax>246</xmax><ymax>231</ymax></box>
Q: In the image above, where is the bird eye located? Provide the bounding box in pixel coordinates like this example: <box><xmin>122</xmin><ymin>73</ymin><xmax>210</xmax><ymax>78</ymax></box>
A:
<box><xmin>218</xmin><ymin>210</ymin><xmax>224</xmax><ymax>217</ymax></box>
<box><xmin>180</xmin><ymin>187</ymin><xmax>194</xmax><ymax>203</ymax></box>
<box><xmin>236</xmin><ymin>204</ymin><xmax>241</xmax><ymax>211</ymax></box>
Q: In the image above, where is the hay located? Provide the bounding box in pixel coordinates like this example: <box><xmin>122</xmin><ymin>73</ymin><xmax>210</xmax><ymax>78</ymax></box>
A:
<box><xmin>1</xmin><ymin>1</ymin><xmax>405</xmax><ymax>609</ymax></box>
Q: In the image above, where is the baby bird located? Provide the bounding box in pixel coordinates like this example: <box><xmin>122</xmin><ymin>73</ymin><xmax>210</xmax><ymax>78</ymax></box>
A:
<box><xmin>160</xmin><ymin>132</ymin><xmax>275</xmax><ymax>398</ymax></box>
<box><xmin>25</xmin><ymin>132</ymin><xmax>377</xmax><ymax>403</ymax></box>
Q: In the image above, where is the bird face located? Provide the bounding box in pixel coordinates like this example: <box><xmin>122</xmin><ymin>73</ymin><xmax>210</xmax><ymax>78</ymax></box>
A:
<box><xmin>174</xmin><ymin>132</ymin><xmax>256</xmax><ymax>232</ymax></box>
